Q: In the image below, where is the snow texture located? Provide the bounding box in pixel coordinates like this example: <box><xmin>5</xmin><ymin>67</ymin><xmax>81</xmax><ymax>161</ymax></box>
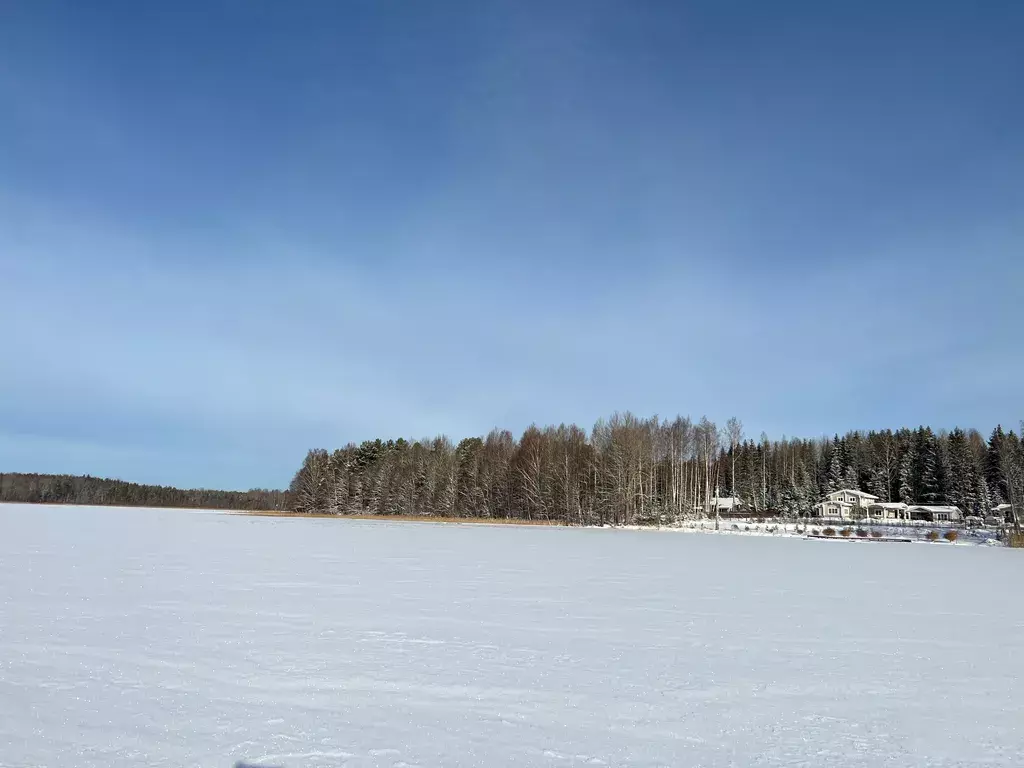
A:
<box><xmin>1</xmin><ymin>504</ymin><xmax>1021</xmax><ymax>767</ymax></box>
<box><xmin>673</xmin><ymin>520</ymin><xmax>1003</xmax><ymax>545</ymax></box>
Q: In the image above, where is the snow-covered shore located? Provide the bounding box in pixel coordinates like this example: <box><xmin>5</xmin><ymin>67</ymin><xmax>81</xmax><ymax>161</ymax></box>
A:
<box><xmin>597</xmin><ymin>518</ymin><xmax>1006</xmax><ymax>545</ymax></box>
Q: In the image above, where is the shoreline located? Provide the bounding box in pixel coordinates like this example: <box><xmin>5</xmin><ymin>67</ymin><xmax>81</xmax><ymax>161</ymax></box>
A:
<box><xmin>228</xmin><ymin>509</ymin><xmax>567</xmax><ymax>526</ymax></box>
<box><xmin>229</xmin><ymin>511</ymin><xmax>1008</xmax><ymax>546</ymax></box>
<box><xmin>2</xmin><ymin>502</ymin><xmax>1012</xmax><ymax>545</ymax></box>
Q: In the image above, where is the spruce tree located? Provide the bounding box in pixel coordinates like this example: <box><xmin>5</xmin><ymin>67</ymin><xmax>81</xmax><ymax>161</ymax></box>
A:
<box><xmin>826</xmin><ymin>436</ymin><xmax>844</xmax><ymax>492</ymax></box>
<box><xmin>945</xmin><ymin>428</ymin><xmax>978</xmax><ymax>515</ymax></box>
<box><xmin>898</xmin><ymin>439</ymin><xmax>918</xmax><ymax>503</ymax></box>
<box><xmin>868</xmin><ymin>465</ymin><xmax>889</xmax><ymax>500</ymax></box>
<box><xmin>289</xmin><ymin>448</ymin><xmax>331</xmax><ymax>514</ymax></box>
<box><xmin>843</xmin><ymin>464</ymin><xmax>859</xmax><ymax>492</ymax></box>
<box><xmin>976</xmin><ymin>475</ymin><xmax>992</xmax><ymax>518</ymax></box>
<box><xmin>986</xmin><ymin>426</ymin><xmax>1008</xmax><ymax>504</ymax></box>
<box><xmin>915</xmin><ymin>428</ymin><xmax>943</xmax><ymax>505</ymax></box>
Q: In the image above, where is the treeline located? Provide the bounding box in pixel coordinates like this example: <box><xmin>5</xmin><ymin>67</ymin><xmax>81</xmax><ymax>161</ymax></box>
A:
<box><xmin>290</xmin><ymin>414</ymin><xmax>1024</xmax><ymax>526</ymax></box>
<box><xmin>0</xmin><ymin>472</ymin><xmax>287</xmax><ymax>511</ymax></box>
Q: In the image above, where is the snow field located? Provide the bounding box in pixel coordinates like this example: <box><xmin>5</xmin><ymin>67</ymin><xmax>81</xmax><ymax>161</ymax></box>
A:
<box><xmin>1</xmin><ymin>504</ymin><xmax>1021</xmax><ymax>767</ymax></box>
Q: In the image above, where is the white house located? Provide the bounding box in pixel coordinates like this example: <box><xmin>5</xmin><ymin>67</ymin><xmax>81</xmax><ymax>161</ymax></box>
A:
<box><xmin>907</xmin><ymin>505</ymin><xmax>963</xmax><ymax>523</ymax></box>
<box><xmin>711</xmin><ymin>496</ymin><xmax>744</xmax><ymax>514</ymax></box>
<box><xmin>814</xmin><ymin>489</ymin><xmax>879</xmax><ymax>520</ymax></box>
<box><xmin>867</xmin><ymin>502</ymin><xmax>910</xmax><ymax>521</ymax></box>
<box><xmin>816</xmin><ymin>489</ymin><xmax>965</xmax><ymax>524</ymax></box>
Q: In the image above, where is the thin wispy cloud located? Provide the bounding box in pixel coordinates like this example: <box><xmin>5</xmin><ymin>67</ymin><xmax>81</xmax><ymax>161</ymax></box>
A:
<box><xmin>1</xmin><ymin>2</ymin><xmax>1021</xmax><ymax>488</ymax></box>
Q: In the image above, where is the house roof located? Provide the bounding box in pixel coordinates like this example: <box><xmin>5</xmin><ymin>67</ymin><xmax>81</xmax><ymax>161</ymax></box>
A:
<box><xmin>829</xmin><ymin>488</ymin><xmax>879</xmax><ymax>499</ymax></box>
<box><xmin>870</xmin><ymin>502</ymin><xmax>908</xmax><ymax>509</ymax></box>
<box><xmin>908</xmin><ymin>505</ymin><xmax>962</xmax><ymax>513</ymax></box>
<box><xmin>711</xmin><ymin>496</ymin><xmax>743</xmax><ymax>507</ymax></box>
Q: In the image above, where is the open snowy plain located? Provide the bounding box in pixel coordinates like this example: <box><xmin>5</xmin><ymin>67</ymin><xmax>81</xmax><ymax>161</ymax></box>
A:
<box><xmin>1</xmin><ymin>504</ymin><xmax>1021</xmax><ymax>768</ymax></box>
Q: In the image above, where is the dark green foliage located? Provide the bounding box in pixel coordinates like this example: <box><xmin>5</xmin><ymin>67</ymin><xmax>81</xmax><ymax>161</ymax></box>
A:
<box><xmin>945</xmin><ymin>428</ymin><xmax>980</xmax><ymax>516</ymax></box>
<box><xmin>986</xmin><ymin>426</ymin><xmax>1008</xmax><ymax>504</ymax></box>
<box><xmin>826</xmin><ymin>437</ymin><xmax>844</xmax><ymax>494</ymax></box>
<box><xmin>0</xmin><ymin>472</ymin><xmax>286</xmax><ymax>510</ymax></box>
<box><xmin>915</xmin><ymin>427</ymin><xmax>944</xmax><ymax>505</ymax></box>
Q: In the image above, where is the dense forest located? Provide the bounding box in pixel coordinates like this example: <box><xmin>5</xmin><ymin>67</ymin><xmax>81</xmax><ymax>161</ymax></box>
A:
<box><xmin>290</xmin><ymin>415</ymin><xmax>1024</xmax><ymax>527</ymax></box>
<box><xmin>0</xmin><ymin>473</ymin><xmax>287</xmax><ymax>511</ymax></box>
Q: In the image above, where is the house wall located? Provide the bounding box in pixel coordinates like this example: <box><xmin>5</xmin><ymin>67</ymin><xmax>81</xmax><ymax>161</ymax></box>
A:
<box><xmin>868</xmin><ymin>505</ymin><xmax>909</xmax><ymax>521</ymax></box>
<box><xmin>908</xmin><ymin>509</ymin><xmax>962</xmax><ymax>523</ymax></box>
<box><xmin>828</xmin><ymin>490</ymin><xmax>875</xmax><ymax>506</ymax></box>
<box><xmin>818</xmin><ymin>502</ymin><xmax>852</xmax><ymax>519</ymax></box>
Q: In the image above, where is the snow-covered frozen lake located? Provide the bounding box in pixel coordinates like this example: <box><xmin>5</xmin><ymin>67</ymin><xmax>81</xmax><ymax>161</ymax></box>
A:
<box><xmin>2</xmin><ymin>504</ymin><xmax>1021</xmax><ymax>767</ymax></box>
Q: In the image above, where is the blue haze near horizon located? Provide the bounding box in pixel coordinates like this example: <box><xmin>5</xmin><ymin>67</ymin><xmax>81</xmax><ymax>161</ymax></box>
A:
<box><xmin>1</xmin><ymin>1</ymin><xmax>1022</xmax><ymax>490</ymax></box>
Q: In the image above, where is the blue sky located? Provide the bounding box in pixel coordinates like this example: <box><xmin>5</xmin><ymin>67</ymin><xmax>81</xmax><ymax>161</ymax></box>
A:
<box><xmin>2</xmin><ymin>1</ymin><xmax>1022</xmax><ymax>490</ymax></box>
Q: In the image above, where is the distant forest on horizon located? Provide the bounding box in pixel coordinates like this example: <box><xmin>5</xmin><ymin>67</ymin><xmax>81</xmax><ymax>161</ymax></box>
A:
<box><xmin>290</xmin><ymin>415</ymin><xmax>1024</xmax><ymax>527</ymax></box>
<box><xmin>0</xmin><ymin>472</ymin><xmax>287</xmax><ymax>511</ymax></box>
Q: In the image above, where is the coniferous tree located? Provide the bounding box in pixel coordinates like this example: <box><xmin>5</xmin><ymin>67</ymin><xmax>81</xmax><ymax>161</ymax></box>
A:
<box><xmin>290</xmin><ymin>448</ymin><xmax>331</xmax><ymax>514</ymax></box>
<box><xmin>454</xmin><ymin>437</ymin><xmax>486</xmax><ymax>517</ymax></box>
<box><xmin>986</xmin><ymin>426</ymin><xmax>1008</xmax><ymax>505</ymax></box>
<box><xmin>915</xmin><ymin>428</ymin><xmax>944</xmax><ymax>505</ymax></box>
<box><xmin>898</xmin><ymin>438</ymin><xmax>918</xmax><ymax>504</ymax></box>
<box><xmin>826</xmin><ymin>437</ymin><xmax>844</xmax><ymax>493</ymax></box>
<box><xmin>945</xmin><ymin>428</ymin><xmax>978</xmax><ymax>515</ymax></box>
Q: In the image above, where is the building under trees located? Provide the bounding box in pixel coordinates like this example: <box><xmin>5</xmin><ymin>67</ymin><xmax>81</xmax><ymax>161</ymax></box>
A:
<box><xmin>289</xmin><ymin>416</ymin><xmax>1024</xmax><ymax>529</ymax></box>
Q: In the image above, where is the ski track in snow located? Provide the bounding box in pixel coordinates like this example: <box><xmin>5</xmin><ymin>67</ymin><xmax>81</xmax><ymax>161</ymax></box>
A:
<box><xmin>1</xmin><ymin>503</ymin><xmax>1022</xmax><ymax>767</ymax></box>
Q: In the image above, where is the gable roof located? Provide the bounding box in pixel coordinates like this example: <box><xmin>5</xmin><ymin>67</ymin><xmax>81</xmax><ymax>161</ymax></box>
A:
<box><xmin>712</xmin><ymin>496</ymin><xmax>743</xmax><ymax>509</ymax></box>
<box><xmin>907</xmin><ymin>505</ymin><xmax>962</xmax><ymax>513</ymax></box>
<box><xmin>828</xmin><ymin>489</ymin><xmax>879</xmax><ymax>500</ymax></box>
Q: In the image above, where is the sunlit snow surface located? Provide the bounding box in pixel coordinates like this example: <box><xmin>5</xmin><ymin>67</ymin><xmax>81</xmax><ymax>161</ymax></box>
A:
<box><xmin>1</xmin><ymin>504</ymin><xmax>1021</xmax><ymax>767</ymax></box>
